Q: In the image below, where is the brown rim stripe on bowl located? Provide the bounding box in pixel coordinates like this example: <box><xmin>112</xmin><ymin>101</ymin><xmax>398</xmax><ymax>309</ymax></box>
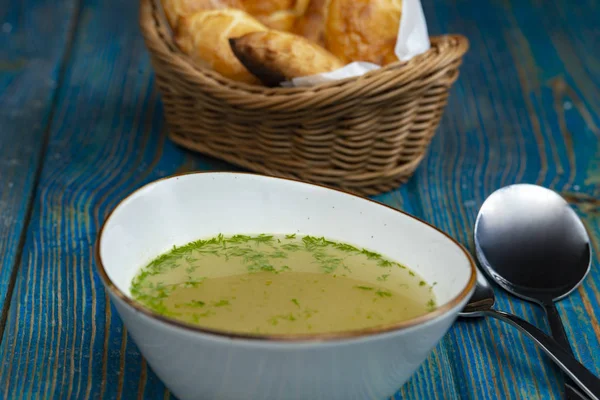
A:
<box><xmin>95</xmin><ymin>171</ymin><xmax>477</xmax><ymax>342</ymax></box>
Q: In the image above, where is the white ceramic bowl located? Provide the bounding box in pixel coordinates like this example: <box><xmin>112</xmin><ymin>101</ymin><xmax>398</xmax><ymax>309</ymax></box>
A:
<box><xmin>96</xmin><ymin>172</ymin><xmax>476</xmax><ymax>400</ymax></box>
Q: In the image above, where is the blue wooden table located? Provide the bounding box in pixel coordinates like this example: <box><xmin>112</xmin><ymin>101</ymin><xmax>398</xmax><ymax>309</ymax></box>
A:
<box><xmin>1</xmin><ymin>0</ymin><xmax>599</xmax><ymax>398</ymax></box>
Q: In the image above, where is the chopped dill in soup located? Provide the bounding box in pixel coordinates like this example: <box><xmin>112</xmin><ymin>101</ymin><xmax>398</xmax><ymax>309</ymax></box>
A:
<box><xmin>130</xmin><ymin>234</ymin><xmax>437</xmax><ymax>335</ymax></box>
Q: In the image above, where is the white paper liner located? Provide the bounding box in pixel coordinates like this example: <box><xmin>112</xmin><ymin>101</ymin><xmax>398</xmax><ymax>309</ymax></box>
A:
<box><xmin>283</xmin><ymin>0</ymin><xmax>430</xmax><ymax>88</ymax></box>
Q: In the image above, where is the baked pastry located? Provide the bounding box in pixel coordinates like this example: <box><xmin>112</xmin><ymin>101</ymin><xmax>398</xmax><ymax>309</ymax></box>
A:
<box><xmin>161</xmin><ymin>0</ymin><xmax>245</xmax><ymax>28</ymax></box>
<box><xmin>293</xmin><ymin>0</ymin><xmax>329</xmax><ymax>46</ymax></box>
<box><xmin>241</xmin><ymin>0</ymin><xmax>310</xmax><ymax>31</ymax></box>
<box><xmin>230</xmin><ymin>30</ymin><xmax>343</xmax><ymax>86</ymax></box>
<box><xmin>175</xmin><ymin>9</ymin><xmax>268</xmax><ymax>84</ymax></box>
<box><xmin>324</xmin><ymin>0</ymin><xmax>402</xmax><ymax>65</ymax></box>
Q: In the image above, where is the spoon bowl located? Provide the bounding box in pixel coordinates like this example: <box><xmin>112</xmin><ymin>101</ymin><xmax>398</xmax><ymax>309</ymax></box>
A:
<box><xmin>474</xmin><ymin>183</ymin><xmax>591</xmax><ymax>303</ymax></box>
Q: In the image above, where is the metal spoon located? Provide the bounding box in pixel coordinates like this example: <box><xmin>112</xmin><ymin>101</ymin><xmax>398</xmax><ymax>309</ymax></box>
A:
<box><xmin>460</xmin><ymin>269</ymin><xmax>600</xmax><ymax>399</ymax></box>
<box><xmin>474</xmin><ymin>183</ymin><xmax>593</xmax><ymax>399</ymax></box>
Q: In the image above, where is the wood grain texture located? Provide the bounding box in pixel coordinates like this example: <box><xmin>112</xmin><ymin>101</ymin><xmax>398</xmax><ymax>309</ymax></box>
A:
<box><xmin>0</xmin><ymin>0</ymin><xmax>598</xmax><ymax>398</ymax></box>
<box><xmin>0</xmin><ymin>0</ymin><xmax>78</xmax><ymax>334</ymax></box>
<box><xmin>0</xmin><ymin>0</ymin><xmax>176</xmax><ymax>397</ymax></box>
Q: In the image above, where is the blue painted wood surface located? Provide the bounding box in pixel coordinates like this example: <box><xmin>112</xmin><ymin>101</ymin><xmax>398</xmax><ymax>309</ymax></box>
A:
<box><xmin>0</xmin><ymin>0</ymin><xmax>78</xmax><ymax>323</ymax></box>
<box><xmin>0</xmin><ymin>0</ymin><xmax>598</xmax><ymax>398</ymax></box>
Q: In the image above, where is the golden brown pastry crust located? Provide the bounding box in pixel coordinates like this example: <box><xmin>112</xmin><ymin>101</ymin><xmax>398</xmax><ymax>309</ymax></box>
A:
<box><xmin>324</xmin><ymin>0</ymin><xmax>402</xmax><ymax>65</ymax></box>
<box><xmin>241</xmin><ymin>0</ymin><xmax>310</xmax><ymax>31</ymax></box>
<box><xmin>230</xmin><ymin>30</ymin><xmax>343</xmax><ymax>86</ymax></box>
<box><xmin>293</xmin><ymin>0</ymin><xmax>330</xmax><ymax>46</ymax></box>
<box><xmin>161</xmin><ymin>0</ymin><xmax>246</xmax><ymax>28</ymax></box>
<box><xmin>254</xmin><ymin>10</ymin><xmax>296</xmax><ymax>32</ymax></box>
<box><xmin>240</xmin><ymin>0</ymin><xmax>295</xmax><ymax>16</ymax></box>
<box><xmin>175</xmin><ymin>9</ymin><xmax>268</xmax><ymax>84</ymax></box>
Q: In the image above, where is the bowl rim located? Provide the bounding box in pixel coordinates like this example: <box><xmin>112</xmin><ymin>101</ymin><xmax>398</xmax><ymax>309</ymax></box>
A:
<box><xmin>95</xmin><ymin>171</ymin><xmax>477</xmax><ymax>342</ymax></box>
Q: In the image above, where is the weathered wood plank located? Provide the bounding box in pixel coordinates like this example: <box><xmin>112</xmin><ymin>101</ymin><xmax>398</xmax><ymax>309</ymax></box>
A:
<box><xmin>0</xmin><ymin>0</ymin><xmax>180</xmax><ymax>397</ymax></box>
<box><xmin>0</xmin><ymin>0</ymin><xmax>78</xmax><ymax>331</ymax></box>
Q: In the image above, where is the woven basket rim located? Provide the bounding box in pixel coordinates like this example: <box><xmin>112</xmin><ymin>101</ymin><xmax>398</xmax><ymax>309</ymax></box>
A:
<box><xmin>139</xmin><ymin>0</ymin><xmax>469</xmax><ymax>97</ymax></box>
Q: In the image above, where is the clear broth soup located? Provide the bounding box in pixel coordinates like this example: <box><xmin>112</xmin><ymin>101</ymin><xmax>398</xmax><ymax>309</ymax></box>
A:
<box><xmin>131</xmin><ymin>234</ymin><xmax>436</xmax><ymax>335</ymax></box>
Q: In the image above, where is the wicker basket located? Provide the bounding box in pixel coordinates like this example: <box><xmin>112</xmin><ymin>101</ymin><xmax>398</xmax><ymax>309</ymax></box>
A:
<box><xmin>139</xmin><ymin>0</ymin><xmax>469</xmax><ymax>196</ymax></box>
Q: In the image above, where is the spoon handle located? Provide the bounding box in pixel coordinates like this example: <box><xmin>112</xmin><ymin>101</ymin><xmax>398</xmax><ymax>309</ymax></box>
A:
<box><xmin>542</xmin><ymin>302</ymin><xmax>573</xmax><ymax>351</ymax></box>
<box><xmin>483</xmin><ymin>309</ymin><xmax>600</xmax><ymax>400</ymax></box>
<box><xmin>542</xmin><ymin>301</ymin><xmax>587</xmax><ymax>400</ymax></box>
